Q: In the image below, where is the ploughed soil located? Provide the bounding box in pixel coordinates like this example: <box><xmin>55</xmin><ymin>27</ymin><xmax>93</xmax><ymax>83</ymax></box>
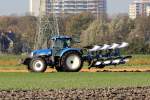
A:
<box><xmin>0</xmin><ymin>87</ymin><xmax>150</xmax><ymax>99</ymax></box>
<box><xmin>1</xmin><ymin>67</ymin><xmax>150</xmax><ymax>72</ymax></box>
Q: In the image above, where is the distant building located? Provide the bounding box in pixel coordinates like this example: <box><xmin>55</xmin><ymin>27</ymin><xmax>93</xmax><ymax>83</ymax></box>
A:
<box><xmin>141</xmin><ymin>0</ymin><xmax>150</xmax><ymax>3</ymax></box>
<box><xmin>29</xmin><ymin>0</ymin><xmax>107</xmax><ymax>18</ymax></box>
<box><xmin>129</xmin><ymin>0</ymin><xmax>150</xmax><ymax>19</ymax></box>
<box><xmin>141</xmin><ymin>0</ymin><xmax>150</xmax><ymax>16</ymax></box>
<box><xmin>129</xmin><ymin>1</ymin><xmax>142</xmax><ymax>19</ymax></box>
<box><xmin>29</xmin><ymin>0</ymin><xmax>40</xmax><ymax>16</ymax></box>
<box><xmin>146</xmin><ymin>6</ymin><xmax>150</xmax><ymax>16</ymax></box>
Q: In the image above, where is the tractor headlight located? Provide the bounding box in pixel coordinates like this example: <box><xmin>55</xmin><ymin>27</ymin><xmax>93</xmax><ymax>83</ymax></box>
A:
<box><xmin>29</xmin><ymin>52</ymin><xmax>34</xmax><ymax>58</ymax></box>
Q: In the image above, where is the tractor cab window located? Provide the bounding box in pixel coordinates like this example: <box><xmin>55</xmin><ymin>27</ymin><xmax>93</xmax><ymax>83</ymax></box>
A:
<box><xmin>52</xmin><ymin>39</ymin><xmax>71</xmax><ymax>49</ymax></box>
<box><xmin>64</xmin><ymin>39</ymin><xmax>71</xmax><ymax>48</ymax></box>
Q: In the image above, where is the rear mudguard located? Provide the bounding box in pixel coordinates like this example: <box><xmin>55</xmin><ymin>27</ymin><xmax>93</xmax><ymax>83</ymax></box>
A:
<box><xmin>56</xmin><ymin>48</ymin><xmax>82</xmax><ymax>57</ymax></box>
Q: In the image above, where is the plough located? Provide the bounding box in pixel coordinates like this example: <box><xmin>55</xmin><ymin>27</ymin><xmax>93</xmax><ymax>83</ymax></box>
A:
<box><xmin>83</xmin><ymin>42</ymin><xmax>132</xmax><ymax>69</ymax></box>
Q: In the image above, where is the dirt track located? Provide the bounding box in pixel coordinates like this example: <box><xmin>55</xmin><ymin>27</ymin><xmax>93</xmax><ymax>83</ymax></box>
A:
<box><xmin>0</xmin><ymin>67</ymin><xmax>150</xmax><ymax>72</ymax></box>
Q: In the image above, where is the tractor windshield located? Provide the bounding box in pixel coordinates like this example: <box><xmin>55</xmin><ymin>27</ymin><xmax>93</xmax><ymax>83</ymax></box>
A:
<box><xmin>52</xmin><ymin>39</ymin><xmax>71</xmax><ymax>49</ymax></box>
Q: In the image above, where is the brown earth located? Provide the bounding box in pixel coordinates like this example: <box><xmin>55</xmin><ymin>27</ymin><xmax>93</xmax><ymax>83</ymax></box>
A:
<box><xmin>0</xmin><ymin>87</ymin><xmax>150</xmax><ymax>99</ymax></box>
<box><xmin>81</xmin><ymin>67</ymin><xmax>150</xmax><ymax>72</ymax></box>
<box><xmin>0</xmin><ymin>67</ymin><xmax>150</xmax><ymax>72</ymax></box>
<box><xmin>0</xmin><ymin>60</ymin><xmax>18</xmax><ymax>66</ymax></box>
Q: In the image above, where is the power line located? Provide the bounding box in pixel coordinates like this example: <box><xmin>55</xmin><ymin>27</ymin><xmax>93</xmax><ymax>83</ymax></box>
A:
<box><xmin>34</xmin><ymin>0</ymin><xmax>60</xmax><ymax>49</ymax></box>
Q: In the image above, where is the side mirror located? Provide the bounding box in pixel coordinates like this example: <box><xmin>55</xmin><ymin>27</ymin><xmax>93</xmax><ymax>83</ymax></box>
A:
<box><xmin>72</xmin><ymin>38</ymin><xmax>80</xmax><ymax>43</ymax></box>
<box><xmin>70</xmin><ymin>34</ymin><xmax>81</xmax><ymax>43</ymax></box>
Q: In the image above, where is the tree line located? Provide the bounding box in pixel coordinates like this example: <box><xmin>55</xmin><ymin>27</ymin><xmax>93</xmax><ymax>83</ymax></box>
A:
<box><xmin>0</xmin><ymin>16</ymin><xmax>36</xmax><ymax>54</ymax></box>
<box><xmin>0</xmin><ymin>13</ymin><xmax>150</xmax><ymax>54</ymax></box>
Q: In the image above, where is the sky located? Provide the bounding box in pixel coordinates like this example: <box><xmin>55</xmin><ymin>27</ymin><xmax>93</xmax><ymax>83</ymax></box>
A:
<box><xmin>0</xmin><ymin>0</ymin><xmax>132</xmax><ymax>16</ymax></box>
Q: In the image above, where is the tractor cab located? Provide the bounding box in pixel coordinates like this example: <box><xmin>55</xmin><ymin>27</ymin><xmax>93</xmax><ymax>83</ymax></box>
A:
<box><xmin>51</xmin><ymin>36</ymin><xmax>72</xmax><ymax>49</ymax></box>
<box><xmin>50</xmin><ymin>36</ymin><xmax>72</xmax><ymax>56</ymax></box>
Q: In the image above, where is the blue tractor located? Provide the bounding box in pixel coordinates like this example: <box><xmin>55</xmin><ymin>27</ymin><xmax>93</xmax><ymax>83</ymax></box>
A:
<box><xmin>22</xmin><ymin>36</ymin><xmax>83</xmax><ymax>72</ymax></box>
<box><xmin>21</xmin><ymin>35</ymin><xmax>132</xmax><ymax>72</ymax></box>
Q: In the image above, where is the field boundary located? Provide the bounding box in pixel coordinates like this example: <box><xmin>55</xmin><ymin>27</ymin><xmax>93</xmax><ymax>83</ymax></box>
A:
<box><xmin>0</xmin><ymin>68</ymin><xmax>150</xmax><ymax>72</ymax></box>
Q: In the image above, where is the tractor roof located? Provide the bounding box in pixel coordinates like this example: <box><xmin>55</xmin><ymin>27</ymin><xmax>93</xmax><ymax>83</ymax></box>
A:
<box><xmin>51</xmin><ymin>36</ymin><xmax>72</xmax><ymax>40</ymax></box>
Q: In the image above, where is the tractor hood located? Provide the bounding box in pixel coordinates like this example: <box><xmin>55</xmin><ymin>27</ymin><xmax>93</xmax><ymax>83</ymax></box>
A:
<box><xmin>31</xmin><ymin>49</ymin><xmax>52</xmax><ymax>57</ymax></box>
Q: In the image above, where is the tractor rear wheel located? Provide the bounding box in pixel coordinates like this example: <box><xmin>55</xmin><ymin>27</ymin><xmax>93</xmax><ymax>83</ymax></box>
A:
<box><xmin>60</xmin><ymin>51</ymin><xmax>83</xmax><ymax>72</ymax></box>
<box><xmin>29</xmin><ymin>58</ymin><xmax>47</xmax><ymax>72</ymax></box>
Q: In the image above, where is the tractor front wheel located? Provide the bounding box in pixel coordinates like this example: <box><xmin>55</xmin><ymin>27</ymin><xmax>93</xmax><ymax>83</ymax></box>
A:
<box><xmin>29</xmin><ymin>58</ymin><xmax>47</xmax><ymax>72</ymax></box>
<box><xmin>60</xmin><ymin>51</ymin><xmax>83</xmax><ymax>72</ymax></box>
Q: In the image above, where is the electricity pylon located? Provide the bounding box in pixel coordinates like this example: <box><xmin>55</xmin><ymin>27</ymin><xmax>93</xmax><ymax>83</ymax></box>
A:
<box><xmin>34</xmin><ymin>0</ymin><xmax>60</xmax><ymax>49</ymax></box>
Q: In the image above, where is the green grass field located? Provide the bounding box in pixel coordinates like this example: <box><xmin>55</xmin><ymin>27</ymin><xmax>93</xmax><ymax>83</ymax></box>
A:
<box><xmin>0</xmin><ymin>54</ymin><xmax>149</xmax><ymax>90</ymax></box>
<box><xmin>0</xmin><ymin>72</ymin><xmax>149</xmax><ymax>90</ymax></box>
